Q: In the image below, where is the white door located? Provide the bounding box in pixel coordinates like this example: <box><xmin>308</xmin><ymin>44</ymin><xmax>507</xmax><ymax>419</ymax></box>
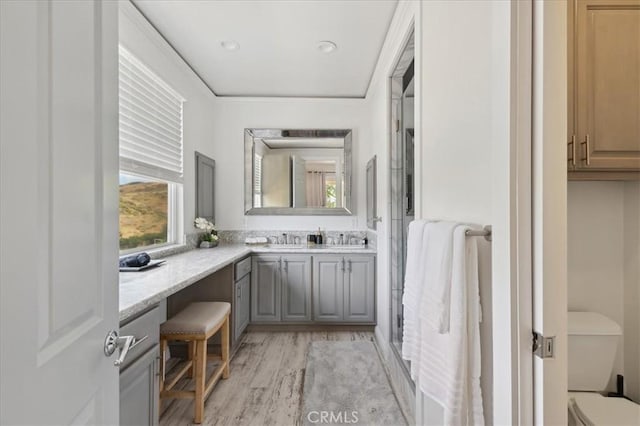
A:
<box><xmin>531</xmin><ymin>0</ymin><xmax>569</xmax><ymax>424</ymax></box>
<box><xmin>0</xmin><ymin>1</ymin><xmax>120</xmax><ymax>424</ymax></box>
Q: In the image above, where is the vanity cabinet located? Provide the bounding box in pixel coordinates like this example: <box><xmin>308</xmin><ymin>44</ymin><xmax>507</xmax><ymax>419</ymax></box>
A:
<box><xmin>281</xmin><ymin>256</ymin><xmax>312</xmax><ymax>321</ymax></box>
<box><xmin>251</xmin><ymin>253</ymin><xmax>374</xmax><ymax>324</ymax></box>
<box><xmin>251</xmin><ymin>255</ymin><xmax>281</xmax><ymax>322</ymax></box>
<box><xmin>119</xmin><ymin>305</ymin><xmax>160</xmax><ymax>426</ymax></box>
<box><xmin>568</xmin><ymin>0</ymin><xmax>640</xmax><ymax>178</ymax></box>
<box><xmin>313</xmin><ymin>254</ymin><xmax>375</xmax><ymax>324</ymax></box>
<box><xmin>343</xmin><ymin>255</ymin><xmax>376</xmax><ymax>322</ymax></box>
<box><xmin>313</xmin><ymin>255</ymin><xmax>344</xmax><ymax>321</ymax></box>
<box><xmin>234</xmin><ymin>256</ymin><xmax>251</xmax><ymax>340</ymax></box>
<box><xmin>251</xmin><ymin>254</ymin><xmax>312</xmax><ymax>322</ymax></box>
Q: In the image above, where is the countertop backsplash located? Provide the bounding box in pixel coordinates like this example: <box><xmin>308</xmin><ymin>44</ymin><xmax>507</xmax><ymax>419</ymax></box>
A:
<box><xmin>217</xmin><ymin>229</ymin><xmax>368</xmax><ymax>245</ymax></box>
<box><xmin>127</xmin><ymin>230</ymin><xmax>373</xmax><ymax>261</ymax></box>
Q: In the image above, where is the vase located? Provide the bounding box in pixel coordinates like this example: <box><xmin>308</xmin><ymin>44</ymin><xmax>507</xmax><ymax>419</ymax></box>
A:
<box><xmin>199</xmin><ymin>240</ymin><xmax>218</xmax><ymax>248</ymax></box>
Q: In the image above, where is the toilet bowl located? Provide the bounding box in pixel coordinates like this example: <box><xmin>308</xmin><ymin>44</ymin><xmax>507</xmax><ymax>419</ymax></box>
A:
<box><xmin>568</xmin><ymin>392</ymin><xmax>640</xmax><ymax>426</ymax></box>
<box><xmin>567</xmin><ymin>312</ymin><xmax>640</xmax><ymax>426</ymax></box>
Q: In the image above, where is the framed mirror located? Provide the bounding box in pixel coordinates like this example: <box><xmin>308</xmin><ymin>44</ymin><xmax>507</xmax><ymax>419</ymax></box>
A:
<box><xmin>244</xmin><ymin>129</ymin><xmax>353</xmax><ymax>215</ymax></box>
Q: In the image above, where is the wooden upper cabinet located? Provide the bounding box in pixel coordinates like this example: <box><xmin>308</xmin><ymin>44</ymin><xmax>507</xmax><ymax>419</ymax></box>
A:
<box><xmin>569</xmin><ymin>0</ymin><xmax>640</xmax><ymax>177</ymax></box>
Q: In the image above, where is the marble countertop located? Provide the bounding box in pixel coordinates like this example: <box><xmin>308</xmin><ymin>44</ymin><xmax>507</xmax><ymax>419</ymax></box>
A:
<box><xmin>249</xmin><ymin>244</ymin><xmax>377</xmax><ymax>254</ymax></box>
<box><xmin>119</xmin><ymin>243</ymin><xmax>376</xmax><ymax>322</ymax></box>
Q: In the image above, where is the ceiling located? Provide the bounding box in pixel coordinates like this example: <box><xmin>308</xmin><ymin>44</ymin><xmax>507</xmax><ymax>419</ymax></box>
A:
<box><xmin>132</xmin><ymin>0</ymin><xmax>398</xmax><ymax>98</ymax></box>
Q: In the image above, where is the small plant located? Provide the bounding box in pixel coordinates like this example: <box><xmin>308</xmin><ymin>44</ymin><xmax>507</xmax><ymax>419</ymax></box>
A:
<box><xmin>194</xmin><ymin>217</ymin><xmax>219</xmax><ymax>243</ymax></box>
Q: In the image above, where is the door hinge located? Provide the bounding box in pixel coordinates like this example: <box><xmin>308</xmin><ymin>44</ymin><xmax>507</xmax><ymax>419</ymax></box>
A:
<box><xmin>532</xmin><ymin>331</ymin><xmax>555</xmax><ymax>359</ymax></box>
<box><xmin>395</xmin><ymin>119</ymin><xmax>400</xmax><ymax>133</ymax></box>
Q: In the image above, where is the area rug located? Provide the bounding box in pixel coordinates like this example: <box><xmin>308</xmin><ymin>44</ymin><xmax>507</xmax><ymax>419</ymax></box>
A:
<box><xmin>301</xmin><ymin>341</ymin><xmax>407</xmax><ymax>426</ymax></box>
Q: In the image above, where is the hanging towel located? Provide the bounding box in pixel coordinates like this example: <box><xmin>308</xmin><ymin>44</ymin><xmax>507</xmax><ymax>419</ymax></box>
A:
<box><xmin>418</xmin><ymin>224</ymin><xmax>484</xmax><ymax>425</ymax></box>
<box><xmin>401</xmin><ymin>220</ymin><xmax>429</xmax><ymax>378</ymax></box>
<box><xmin>419</xmin><ymin>221</ymin><xmax>458</xmax><ymax>333</ymax></box>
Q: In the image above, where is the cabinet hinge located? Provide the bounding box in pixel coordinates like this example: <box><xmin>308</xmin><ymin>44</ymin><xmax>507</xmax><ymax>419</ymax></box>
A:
<box><xmin>532</xmin><ymin>331</ymin><xmax>555</xmax><ymax>359</ymax></box>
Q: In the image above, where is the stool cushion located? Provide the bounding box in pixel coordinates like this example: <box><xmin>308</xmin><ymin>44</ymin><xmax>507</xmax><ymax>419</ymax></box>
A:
<box><xmin>161</xmin><ymin>302</ymin><xmax>230</xmax><ymax>336</ymax></box>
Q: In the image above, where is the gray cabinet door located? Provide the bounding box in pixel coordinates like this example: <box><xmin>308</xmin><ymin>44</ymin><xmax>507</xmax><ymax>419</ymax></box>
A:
<box><xmin>119</xmin><ymin>345</ymin><xmax>159</xmax><ymax>426</ymax></box>
<box><xmin>281</xmin><ymin>255</ymin><xmax>312</xmax><ymax>321</ymax></box>
<box><xmin>313</xmin><ymin>255</ymin><xmax>344</xmax><ymax>322</ymax></box>
<box><xmin>237</xmin><ymin>274</ymin><xmax>251</xmax><ymax>335</ymax></box>
<box><xmin>251</xmin><ymin>255</ymin><xmax>281</xmax><ymax>322</ymax></box>
<box><xmin>195</xmin><ymin>151</ymin><xmax>215</xmax><ymax>222</ymax></box>
<box><xmin>343</xmin><ymin>255</ymin><xmax>375</xmax><ymax>322</ymax></box>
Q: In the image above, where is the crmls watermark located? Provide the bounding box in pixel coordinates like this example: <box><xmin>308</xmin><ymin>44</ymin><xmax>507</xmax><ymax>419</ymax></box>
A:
<box><xmin>306</xmin><ymin>410</ymin><xmax>360</xmax><ymax>424</ymax></box>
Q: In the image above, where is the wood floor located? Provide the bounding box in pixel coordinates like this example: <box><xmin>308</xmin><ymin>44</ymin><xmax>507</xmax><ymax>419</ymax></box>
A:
<box><xmin>160</xmin><ymin>330</ymin><xmax>377</xmax><ymax>426</ymax></box>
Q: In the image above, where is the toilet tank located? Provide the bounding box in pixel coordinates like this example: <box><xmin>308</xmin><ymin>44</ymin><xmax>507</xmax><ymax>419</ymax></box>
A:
<box><xmin>568</xmin><ymin>312</ymin><xmax>622</xmax><ymax>391</ymax></box>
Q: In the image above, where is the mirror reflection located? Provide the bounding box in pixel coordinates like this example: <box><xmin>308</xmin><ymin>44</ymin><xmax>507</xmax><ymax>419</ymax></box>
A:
<box><xmin>245</xmin><ymin>129</ymin><xmax>352</xmax><ymax>215</ymax></box>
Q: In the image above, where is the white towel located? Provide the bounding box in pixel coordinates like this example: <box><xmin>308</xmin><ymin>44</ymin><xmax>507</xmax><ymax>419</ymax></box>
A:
<box><xmin>419</xmin><ymin>221</ymin><xmax>458</xmax><ymax>333</ymax></box>
<box><xmin>418</xmin><ymin>224</ymin><xmax>484</xmax><ymax>425</ymax></box>
<box><xmin>402</xmin><ymin>220</ymin><xmax>429</xmax><ymax>376</ymax></box>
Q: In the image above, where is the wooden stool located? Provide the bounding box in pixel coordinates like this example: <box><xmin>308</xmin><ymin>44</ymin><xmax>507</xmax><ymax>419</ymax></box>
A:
<box><xmin>159</xmin><ymin>301</ymin><xmax>230</xmax><ymax>424</ymax></box>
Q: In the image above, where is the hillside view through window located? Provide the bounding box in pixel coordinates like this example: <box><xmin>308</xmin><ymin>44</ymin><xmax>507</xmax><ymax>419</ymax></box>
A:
<box><xmin>119</xmin><ymin>173</ymin><xmax>168</xmax><ymax>250</ymax></box>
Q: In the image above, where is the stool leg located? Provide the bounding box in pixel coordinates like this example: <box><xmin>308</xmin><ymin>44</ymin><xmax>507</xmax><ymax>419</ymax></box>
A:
<box><xmin>194</xmin><ymin>339</ymin><xmax>206</xmax><ymax>424</ymax></box>
<box><xmin>221</xmin><ymin>315</ymin><xmax>230</xmax><ymax>379</ymax></box>
<box><xmin>187</xmin><ymin>340</ymin><xmax>195</xmax><ymax>378</ymax></box>
<box><xmin>159</xmin><ymin>338</ymin><xmax>167</xmax><ymax>392</ymax></box>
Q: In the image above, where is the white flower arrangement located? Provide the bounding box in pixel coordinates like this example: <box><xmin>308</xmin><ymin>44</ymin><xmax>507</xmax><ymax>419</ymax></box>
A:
<box><xmin>194</xmin><ymin>217</ymin><xmax>219</xmax><ymax>243</ymax></box>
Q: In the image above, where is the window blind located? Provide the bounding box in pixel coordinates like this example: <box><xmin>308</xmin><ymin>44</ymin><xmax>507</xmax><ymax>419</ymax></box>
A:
<box><xmin>119</xmin><ymin>46</ymin><xmax>184</xmax><ymax>183</ymax></box>
<box><xmin>254</xmin><ymin>154</ymin><xmax>262</xmax><ymax>207</ymax></box>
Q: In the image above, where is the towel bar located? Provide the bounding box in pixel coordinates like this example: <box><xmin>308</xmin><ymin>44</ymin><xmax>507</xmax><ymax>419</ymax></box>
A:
<box><xmin>465</xmin><ymin>225</ymin><xmax>492</xmax><ymax>242</ymax></box>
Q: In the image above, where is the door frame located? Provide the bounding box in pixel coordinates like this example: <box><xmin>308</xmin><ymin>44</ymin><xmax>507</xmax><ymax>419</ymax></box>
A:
<box><xmin>531</xmin><ymin>0</ymin><xmax>569</xmax><ymax>424</ymax></box>
<box><xmin>511</xmin><ymin>1</ymin><xmax>534</xmax><ymax>424</ymax></box>
<box><xmin>515</xmin><ymin>0</ymin><xmax>569</xmax><ymax>424</ymax></box>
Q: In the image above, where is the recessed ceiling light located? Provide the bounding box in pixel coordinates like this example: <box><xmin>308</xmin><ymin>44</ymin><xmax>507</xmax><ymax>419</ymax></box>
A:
<box><xmin>221</xmin><ymin>40</ymin><xmax>240</xmax><ymax>51</ymax></box>
<box><xmin>317</xmin><ymin>41</ymin><xmax>337</xmax><ymax>54</ymax></box>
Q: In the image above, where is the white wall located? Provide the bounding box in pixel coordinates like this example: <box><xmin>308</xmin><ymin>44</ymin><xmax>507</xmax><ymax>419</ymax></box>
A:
<box><xmin>568</xmin><ymin>181</ymin><xmax>640</xmax><ymax>397</ymax></box>
<box><xmin>568</xmin><ymin>182</ymin><xmax>625</xmax><ymax>391</ymax></box>
<box><xmin>119</xmin><ymin>1</ymin><xmax>217</xmax><ymax>239</ymax></box>
<box><xmin>210</xmin><ymin>97</ymin><xmax>371</xmax><ymax>231</ymax></box>
<box><xmin>364</xmin><ymin>0</ymin><xmax>420</xmax><ymax>419</ymax></box>
<box><xmin>365</xmin><ymin>0</ymin><xmax>516</xmax><ymax>424</ymax></box>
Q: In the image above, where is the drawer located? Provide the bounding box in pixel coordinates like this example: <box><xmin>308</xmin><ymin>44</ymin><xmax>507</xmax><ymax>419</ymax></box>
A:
<box><xmin>119</xmin><ymin>305</ymin><xmax>160</xmax><ymax>370</ymax></box>
<box><xmin>235</xmin><ymin>256</ymin><xmax>251</xmax><ymax>281</ymax></box>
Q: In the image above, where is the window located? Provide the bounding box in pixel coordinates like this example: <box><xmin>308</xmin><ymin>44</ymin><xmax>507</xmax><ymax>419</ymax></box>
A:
<box><xmin>254</xmin><ymin>154</ymin><xmax>263</xmax><ymax>208</ymax></box>
<box><xmin>324</xmin><ymin>173</ymin><xmax>337</xmax><ymax>208</ymax></box>
<box><xmin>118</xmin><ymin>46</ymin><xmax>184</xmax><ymax>252</ymax></box>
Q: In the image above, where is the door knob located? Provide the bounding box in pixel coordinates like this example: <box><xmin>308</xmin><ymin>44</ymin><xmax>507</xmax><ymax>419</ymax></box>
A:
<box><xmin>104</xmin><ymin>330</ymin><xmax>145</xmax><ymax>366</ymax></box>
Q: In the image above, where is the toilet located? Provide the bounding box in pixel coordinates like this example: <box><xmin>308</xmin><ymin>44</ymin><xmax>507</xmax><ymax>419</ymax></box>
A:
<box><xmin>567</xmin><ymin>311</ymin><xmax>640</xmax><ymax>426</ymax></box>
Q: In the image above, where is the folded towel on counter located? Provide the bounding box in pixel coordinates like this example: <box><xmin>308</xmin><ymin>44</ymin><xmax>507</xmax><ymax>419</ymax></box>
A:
<box><xmin>119</xmin><ymin>252</ymin><xmax>151</xmax><ymax>268</ymax></box>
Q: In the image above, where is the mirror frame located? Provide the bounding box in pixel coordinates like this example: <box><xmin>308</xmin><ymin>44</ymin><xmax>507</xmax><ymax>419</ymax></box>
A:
<box><xmin>244</xmin><ymin>128</ymin><xmax>353</xmax><ymax>216</ymax></box>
